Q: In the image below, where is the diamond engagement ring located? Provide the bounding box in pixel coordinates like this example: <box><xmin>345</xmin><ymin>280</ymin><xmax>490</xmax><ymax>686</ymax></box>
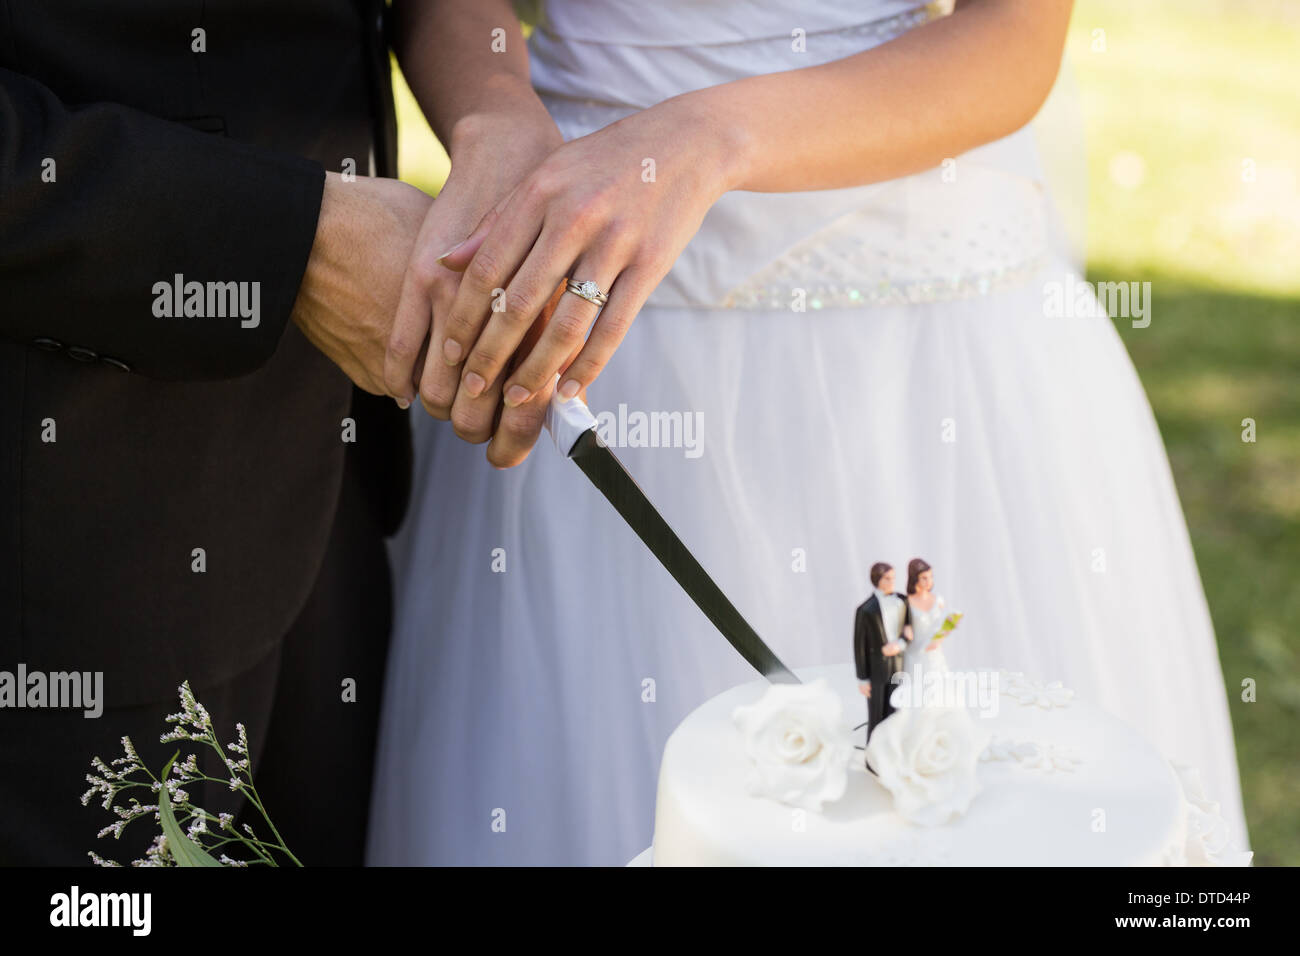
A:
<box><xmin>565</xmin><ymin>279</ymin><xmax>609</xmax><ymax>307</ymax></box>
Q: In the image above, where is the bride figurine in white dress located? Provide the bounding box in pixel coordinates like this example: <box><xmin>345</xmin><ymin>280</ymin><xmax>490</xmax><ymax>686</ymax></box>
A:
<box><xmin>902</xmin><ymin>558</ymin><xmax>951</xmax><ymax>677</ymax></box>
<box><xmin>368</xmin><ymin>0</ymin><xmax>1248</xmax><ymax>864</ymax></box>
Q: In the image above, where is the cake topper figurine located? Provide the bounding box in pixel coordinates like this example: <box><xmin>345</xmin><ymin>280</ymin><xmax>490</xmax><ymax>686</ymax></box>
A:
<box><xmin>853</xmin><ymin>562</ymin><xmax>912</xmax><ymax>767</ymax></box>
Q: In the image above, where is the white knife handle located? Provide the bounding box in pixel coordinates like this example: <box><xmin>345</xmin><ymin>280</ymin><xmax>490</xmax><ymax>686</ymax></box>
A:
<box><xmin>543</xmin><ymin>385</ymin><xmax>598</xmax><ymax>458</ymax></box>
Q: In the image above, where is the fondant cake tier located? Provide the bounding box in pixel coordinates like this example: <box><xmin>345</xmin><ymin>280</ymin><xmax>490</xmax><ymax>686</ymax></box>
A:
<box><xmin>650</xmin><ymin>664</ymin><xmax>1205</xmax><ymax>866</ymax></box>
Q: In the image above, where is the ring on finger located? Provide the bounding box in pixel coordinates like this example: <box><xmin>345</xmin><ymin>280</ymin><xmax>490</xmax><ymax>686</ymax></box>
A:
<box><xmin>564</xmin><ymin>278</ymin><xmax>609</xmax><ymax>308</ymax></box>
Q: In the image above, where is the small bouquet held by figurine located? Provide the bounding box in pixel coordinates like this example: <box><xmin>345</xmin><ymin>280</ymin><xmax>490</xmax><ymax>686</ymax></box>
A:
<box><xmin>927</xmin><ymin>611</ymin><xmax>963</xmax><ymax>646</ymax></box>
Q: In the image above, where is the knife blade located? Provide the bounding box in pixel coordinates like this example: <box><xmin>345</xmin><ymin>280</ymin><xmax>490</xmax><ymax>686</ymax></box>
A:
<box><xmin>544</xmin><ymin>391</ymin><xmax>799</xmax><ymax>684</ymax></box>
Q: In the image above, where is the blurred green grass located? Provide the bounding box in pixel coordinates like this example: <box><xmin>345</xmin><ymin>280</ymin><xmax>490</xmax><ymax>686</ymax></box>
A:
<box><xmin>392</xmin><ymin>0</ymin><xmax>1300</xmax><ymax>862</ymax></box>
<box><xmin>393</xmin><ymin>63</ymin><xmax>447</xmax><ymax>195</ymax></box>
<box><xmin>1069</xmin><ymin>0</ymin><xmax>1300</xmax><ymax>295</ymax></box>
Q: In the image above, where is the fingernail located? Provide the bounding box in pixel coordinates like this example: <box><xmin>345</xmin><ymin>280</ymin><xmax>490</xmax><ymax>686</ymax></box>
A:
<box><xmin>463</xmin><ymin>371</ymin><xmax>485</xmax><ymax>398</ymax></box>
<box><xmin>436</xmin><ymin>240</ymin><xmax>466</xmax><ymax>261</ymax></box>
<box><xmin>395</xmin><ymin>396</ymin><xmax>411</xmax><ymax>410</ymax></box>
<box><xmin>504</xmin><ymin>385</ymin><xmax>531</xmax><ymax>407</ymax></box>
<box><xmin>443</xmin><ymin>339</ymin><xmax>463</xmax><ymax>364</ymax></box>
<box><xmin>557</xmin><ymin>379</ymin><xmax>580</xmax><ymax>401</ymax></box>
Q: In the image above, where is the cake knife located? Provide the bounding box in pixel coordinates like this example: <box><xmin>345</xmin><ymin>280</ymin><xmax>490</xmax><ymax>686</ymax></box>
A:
<box><xmin>544</xmin><ymin>390</ymin><xmax>799</xmax><ymax>684</ymax></box>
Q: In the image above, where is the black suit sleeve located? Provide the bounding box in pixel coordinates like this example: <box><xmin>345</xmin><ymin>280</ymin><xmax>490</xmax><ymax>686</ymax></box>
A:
<box><xmin>853</xmin><ymin>605</ymin><xmax>871</xmax><ymax>682</ymax></box>
<box><xmin>0</xmin><ymin>66</ymin><xmax>325</xmax><ymax>379</ymax></box>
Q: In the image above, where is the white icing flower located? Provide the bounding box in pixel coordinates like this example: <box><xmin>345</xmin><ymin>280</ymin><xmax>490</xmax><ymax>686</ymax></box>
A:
<box><xmin>731</xmin><ymin>680</ymin><xmax>853</xmax><ymax>812</ymax></box>
<box><xmin>865</xmin><ymin>705</ymin><xmax>986</xmax><ymax>826</ymax></box>
<box><xmin>981</xmin><ymin>735</ymin><xmax>1039</xmax><ymax>763</ymax></box>
<box><xmin>999</xmin><ymin>671</ymin><xmax>1075</xmax><ymax>709</ymax></box>
<box><xmin>1021</xmin><ymin>742</ymin><xmax>1081</xmax><ymax>773</ymax></box>
<box><xmin>981</xmin><ymin>735</ymin><xmax>1081</xmax><ymax>773</ymax></box>
<box><xmin>1170</xmin><ymin>761</ymin><xmax>1253</xmax><ymax>867</ymax></box>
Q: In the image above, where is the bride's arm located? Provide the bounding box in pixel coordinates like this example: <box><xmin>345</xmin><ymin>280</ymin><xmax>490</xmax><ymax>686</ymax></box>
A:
<box><xmin>383</xmin><ymin>0</ymin><xmax>563</xmax><ymax>417</ymax></box>
<box><xmin>392</xmin><ymin>0</ymin><xmax>552</xmax><ymax>154</ymax></box>
<box><xmin>701</xmin><ymin>0</ymin><xmax>1073</xmax><ymax>193</ymax></box>
<box><xmin>427</xmin><ymin>0</ymin><xmax>1074</xmax><ymax>464</ymax></box>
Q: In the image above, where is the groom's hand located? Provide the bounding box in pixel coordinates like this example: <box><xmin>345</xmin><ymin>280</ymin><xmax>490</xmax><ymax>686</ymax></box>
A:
<box><xmin>290</xmin><ymin>172</ymin><xmax>433</xmax><ymax>394</ymax></box>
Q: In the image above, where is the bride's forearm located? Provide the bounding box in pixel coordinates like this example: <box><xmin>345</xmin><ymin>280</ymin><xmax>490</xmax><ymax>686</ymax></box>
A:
<box><xmin>682</xmin><ymin>0</ymin><xmax>1074</xmax><ymax>194</ymax></box>
<box><xmin>382</xmin><ymin>0</ymin><xmax>564</xmax><ymax>418</ymax></box>
<box><xmin>392</xmin><ymin>0</ymin><xmax>556</xmax><ymax>154</ymax></box>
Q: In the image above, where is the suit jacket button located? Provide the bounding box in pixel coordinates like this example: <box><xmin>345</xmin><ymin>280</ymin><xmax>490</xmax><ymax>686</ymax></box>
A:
<box><xmin>101</xmin><ymin>356</ymin><xmax>132</xmax><ymax>373</ymax></box>
<box><xmin>66</xmin><ymin>346</ymin><xmax>99</xmax><ymax>362</ymax></box>
<box><xmin>32</xmin><ymin>337</ymin><xmax>63</xmax><ymax>351</ymax></box>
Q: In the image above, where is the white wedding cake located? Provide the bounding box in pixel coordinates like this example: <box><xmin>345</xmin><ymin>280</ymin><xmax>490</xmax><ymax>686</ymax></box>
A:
<box><xmin>636</xmin><ymin>664</ymin><xmax>1250</xmax><ymax>867</ymax></box>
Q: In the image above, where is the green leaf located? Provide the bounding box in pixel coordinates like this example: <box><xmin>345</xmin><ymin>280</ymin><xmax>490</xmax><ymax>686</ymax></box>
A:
<box><xmin>158</xmin><ymin>752</ymin><xmax>224</xmax><ymax>867</ymax></box>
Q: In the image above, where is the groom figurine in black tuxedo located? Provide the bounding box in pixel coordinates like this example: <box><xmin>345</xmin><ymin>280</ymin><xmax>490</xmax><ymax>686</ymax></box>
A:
<box><xmin>854</xmin><ymin>562</ymin><xmax>912</xmax><ymax>762</ymax></box>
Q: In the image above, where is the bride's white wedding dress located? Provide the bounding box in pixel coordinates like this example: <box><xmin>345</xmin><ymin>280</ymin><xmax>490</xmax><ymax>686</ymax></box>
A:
<box><xmin>904</xmin><ymin>595</ymin><xmax>950</xmax><ymax>676</ymax></box>
<box><xmin>368</xmin><ymin>0</ymin><xmax>1248</xmax><ymax>864</ymax></box>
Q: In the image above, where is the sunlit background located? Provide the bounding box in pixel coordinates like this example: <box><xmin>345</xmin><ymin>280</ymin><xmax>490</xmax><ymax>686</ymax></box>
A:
<box><xmin>392</xmin><ymin>0</ymin><xmax>1300</xmax><ymax>864</ymax></box>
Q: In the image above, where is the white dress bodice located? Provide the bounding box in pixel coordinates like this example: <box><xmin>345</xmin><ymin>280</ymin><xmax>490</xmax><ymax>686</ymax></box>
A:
<box><xmin>904</xmin><ymin>594</ymin><xmax>948</xmax><ymax>674</ymax></box>
<box><xmin>521</xmin><ymin>0</ymin><xmax>1052</xmax><ymax>312</ymax></box>
<box><xmin>524</xmin><ymin>0</ymin><xmax>933</xmax><ymax>50</ymax></box>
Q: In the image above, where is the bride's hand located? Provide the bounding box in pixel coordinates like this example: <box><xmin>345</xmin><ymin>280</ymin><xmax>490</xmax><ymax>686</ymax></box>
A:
<box><xmin>432</xmin><ymin>95</ymin><xmax>745</xmax><ymax>452</ymax></box>
<box><xmin>383</xmin><ymin>110</ymin><xmax>563</xmax><ymax>415</ymax></box>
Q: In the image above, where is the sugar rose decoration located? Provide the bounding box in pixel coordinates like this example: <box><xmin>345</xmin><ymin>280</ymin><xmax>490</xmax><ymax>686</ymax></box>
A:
<box><xmin>865</xmin><ymin>704</ymin><xmax>985</xmax><ymax>827</ymax></box>
<box><xmin>732</xmin><ymin>680</ymin><xmax>853</xmax><ymax>812</ymax></box>
<box><xmin>1170</xmin><ymin>761</ymin><xmax>1253</xmax><ymax>867</ymax></box>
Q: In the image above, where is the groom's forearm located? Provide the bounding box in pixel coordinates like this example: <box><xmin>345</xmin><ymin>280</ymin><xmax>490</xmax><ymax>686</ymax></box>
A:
<box><xmin>393</xmin><ymin>0</ymin><xmax>552</xmax><ymax>153</ymax></box>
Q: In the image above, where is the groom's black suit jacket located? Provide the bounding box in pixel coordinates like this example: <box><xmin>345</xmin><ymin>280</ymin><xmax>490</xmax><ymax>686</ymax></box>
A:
<box><xmin>853</xmin><ymin>592</ymin><xmax>911</xmax><ymax>736</ymax></box>
<box><xmin>0</xmin><ymin>0</ymin><xmax>409</xmax><ymax>704</ymax></box>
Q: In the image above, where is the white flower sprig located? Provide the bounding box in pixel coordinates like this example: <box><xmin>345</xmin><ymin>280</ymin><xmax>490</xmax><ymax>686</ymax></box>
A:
<box><xmin>81</xmin><ymin>680</ymin><xmax>300</xmax><ymax>867</ymax></box>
